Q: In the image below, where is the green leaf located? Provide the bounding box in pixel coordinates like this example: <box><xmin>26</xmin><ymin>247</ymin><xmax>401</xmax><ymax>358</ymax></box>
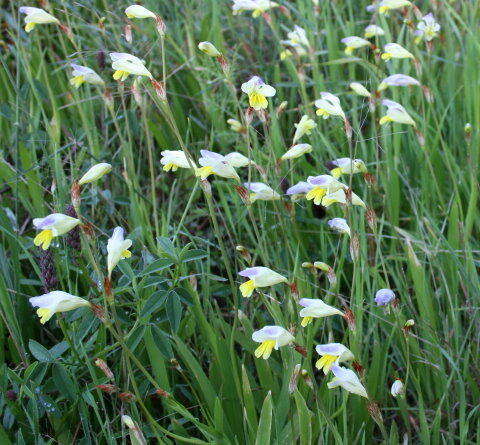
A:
<box><xmin>28</xmin><ymin>340</ymin><xmax>53</xmax><ymax>362</ymax></box>
<box><xmin>140</xmin><ymin>258</ymin><xmax>174</xmax><ymax>276</ymax></box>
<box><xmin>255</xmin><ymin>391</ymin><xmax>273</xmax><ymax>445</ymax></box>
<box><xmin>166</xmin><ymin>290</ymin><xmax>183</xmax><ymax>333</ymax></box>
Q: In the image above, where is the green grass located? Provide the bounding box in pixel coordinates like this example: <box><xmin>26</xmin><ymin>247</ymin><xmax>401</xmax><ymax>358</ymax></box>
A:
<box><xmin>1</xmin><ymin>0</ymin><xmax>479</xmax><ymax>443</ymax></box>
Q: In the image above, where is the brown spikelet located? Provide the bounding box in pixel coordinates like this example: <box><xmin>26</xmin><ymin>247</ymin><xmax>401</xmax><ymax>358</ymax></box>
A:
<box><xmin>94</xmin><ymin>358</ymin><xmax>114</xmax><ymax>381</ymax></box>
<box><xmin>118</xmin><ymin>392</ymin><xmax>135</xmax><ymax>402</ymax></box>
<box><xmin>155</xmin><ymin>388</ymin><xmax>171</xmax><ymax>398</ymax></box>
<box><xmin>39</xmin><ymin>248</ymin><xmax>58</xmax><ymax>292</ymax></box>
<box><xmin>293</xmin><ymin>344</ymin><xmax>307</xmax><ymax>357</ymax></box>
<box><xmin>65</xmin><ymin>205</ymin><xmax>81</xmax><ymax>251</ymax></box>
<box><xmin>96</xmin><ymin>384</ymin><xmax>117</xmax><ymax>394</ymax></box>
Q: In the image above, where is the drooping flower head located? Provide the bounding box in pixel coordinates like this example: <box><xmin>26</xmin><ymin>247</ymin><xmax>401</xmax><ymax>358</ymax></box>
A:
<box><xmin>415</xmin><ymin>13</ymin><xmax>440</xmax><ymax>42</ymax></box>
<box><xmin>197</xmin><ymin>150</ymin><xmax>240</xmax><ymax>181</ymax></box>
<box><xmin>281</xmin><ymin>143</ymin><xmax>312</xmax><ymax>161</ymax></box>
<box><xmin>341</xmin><ymin>36</ymin><xmax>371</xmax><ymax>55</ymax></box>
<box><xmin>252</xmin><ymin>325</ymin><xmax>294</xmax><ymax>359</ymax></box>
<box><xmin>328</xmin><ymin>158</ymin><xmax>367</xmax><ymax>178</ymax></box>
<box><xmin>377</xmin><ymin>74</ymin><xmax>420</xmax><ymax>91</ymax></box>
<box><xmin>198</xmin><ymin>41</ymin><xmax>221</xmax><ymax>57</ymax></box>
<box><xmin>33</xmin><ymin>213</ymin><xmax>81</xmax><ymax>250</ymax></box>
<box><xmin>238</xmin><ymin>266</ymin><xmax>287</xmax><ymax>298</ymax></box>
<box><xmin>110</xmin><ymin>52</ymin><xmax>152</xmax><ymax>82</ymax></box>
<box><xmin>315</xmin><ymin>343</ymin><xmax>354</xmax><ymax>374</ymax></box>
<box><xmin>327</xmin><ymin>218</ymin><xmax>351</xmax><ymax>236</ymax></box>
<box><xmin>19</xmin><ymin>7</ymin><xmax>59</xmax><ymax>33</ymax></box>
<box><xmin>241</xmin><ymin>76</ymin><xmax>276</xmax><ymax>110</ymax></box>
<box><xmin>29</xmin><ymin>291</ymin><xmax>90</xmax><ymax>324</ymax></box>
<box><xmin>293</xmin><ymin>115</ymin><xmax>317</xmax><ymax>143</ymax></box>
<box><xmin>378</xmin><ymin>0</ymin><xmax>412</xmax><ymax>15</ymax></box>
<box><xmin>107</xmin><ymin>227</ymin><xmax>132</xmax><ymax>277</ymax></box>
<box><xmin>78</xmin><ymin>163</ymin><xmax>112</xmax><ymax>185</ymax></box>
<box><xmin>315</xmin><ymin>92</ymin><xmax>346</xmax><ymax>120</ymax></box>
<box><xmin>298</xmin><ymin>298</ymin><xmax>343</xmax><ymax>327</ymax></box>
<box><xmin>381</xmin><ymin>43</ymin><xmax>414</xmax><ymax>61</ymax></box>
<box><xmin>243</xmin><ymin>182</ymin><xmax>280</xmax><ymax>202</ymax></box>
<box><xmin>125</xmin><ymin>5</ymin><xmax>156</xmax><ymax>19</ymax></box>
<box><xmin>379</xmin><ymin>99</ymin><xmax>415</xmax><ymax>126</ymax></box>
<box><xmin>364</xmin><ymin>24</ymin><xmax>385</xmax><ymax>38</ymax></box>
<box><xmin>327</xmin><ymin>365</ymin><xmax>368</xmax><ymax>398</ymax></box>
<box><xmin>232</xmin><ymin>0</ymin><xmax>279</xmax><ymax>18</ymax></box>
<box><xmin>281</xmin><ymin>25</ymin><xmax>309</xmax><ymax>56</ymax></box>
<box><xmin>69</xmin><ymin>64</ymin><xmax>104</xmax><ymax>89</ymax></box>
<box><xmin>374</xmin><ymin>288</ymin><xmax>396</xmax><ymax>306</ymax></box>
<box><xmin>160</xmin><ymin>150</ymin><xmax>196</xmax><ymax>172</ymax></box>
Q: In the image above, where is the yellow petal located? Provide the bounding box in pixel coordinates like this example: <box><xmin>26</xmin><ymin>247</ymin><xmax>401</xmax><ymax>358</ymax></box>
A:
<box><xmin>34</xmin><ymin>230</ymin><xmax>54</xmax><ymax>250</ymax></box>
<box><xmin>381</xmin><ymin>53</ymin><xmax>392</xmax><ymax>60</ymax></box>
<box><xmin>69</xmin><ymin>75</ymin><xmax>85</xmax><ymax>89</ymax></box>
<box><xmin>239</xmin><ymin>279</ymin><xmax>255</xmax><ymax>298</ymax></box>
<box><xmin>121</xmin><ymin>249</ymin><xmax>132</xmax><ymax>259</ymax></box>
<box><xmin>249</xmin><ymin>92</ymin><xmax>268</xmax><ymax>110</ymax></box>
<box><xmin>37</xmin><ymin>308</ymin><xmax>53</xmax><ymax>324</ymax></box>
<box><xmin>330</xmin><ymin>168</ymin><xmax>342</xmax><ymax>178</ymax></box>
<box><xmin>345</xmin><ymin>47</ymin><xmax>354</xmax><ymax>55</ymax></box>
<box><xmin>305</xmin><ymin>187</ymin><xmax>327</xmax><ymax>205</ymax></box>
<box><xmin>255</xmin><ymin>340</ymin><xmax>276</xmax><ymax>359</ymax></box>
<box><xmin>25</xmin><ymin>22</ymin><xmax>36</xmax><ymax>33</ymax></box>
<box><xmin>315</xmin><ymin>354</ymin><xmax>338</xmax><ymax>374</ymax></box>
<box><xmin>379</xmin><ymin>116</ymin><xmax>393</xmax><ymax>125</ymax></box>
<box><xmin>301</xmin><ymin>316</ymin><xmax>313</xmax><ymax>327</ymax></box>
<box><xmin>197</xmin><ymin>166</ymin><xmax>214</xmax><ymax>180</ymax></box>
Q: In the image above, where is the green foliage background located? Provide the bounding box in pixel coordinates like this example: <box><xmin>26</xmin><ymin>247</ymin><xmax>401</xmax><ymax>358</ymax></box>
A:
<box><xmin>0</xmin><ymin>0</ymin><xmax>479</xmax><ymax>443</ymax></box>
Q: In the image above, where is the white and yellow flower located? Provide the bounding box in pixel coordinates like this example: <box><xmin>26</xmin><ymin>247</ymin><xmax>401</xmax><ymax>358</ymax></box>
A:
<box><xmin>415</xmin><ymin>13</ymin><xmax>440</xmax><ymax>42</ymax></box>
<box><xmin>327</xmin><ymin>365</ymin><xmax>368</xmax><ymax>398</ymax></box>
<box><xmin>378</xmin><ymin>0</ymin><xmax>412</xmax><ymax>15</ymax></box>
<box><xmin>29</xmin><ymin>291</ymin><xmax>90</xmax><ymax>324</ymax></box>
<box><xmin>293</xmin><ymin>115</ymin><xmax>317</xmax><ymax>143</ymax></box>
<box><xmin>33</xmin><ymin>213</ymin><xmax>81</xmax><ymax>250</ymax></box>
<box><xmin>197</xmin><ymin>150</ymin><xmax>240</xmax><ymax>180</ymax></box>
<box><xmin>329</xmin><ymin>158</ymin><xmax>367</xmax><ymax>178</ymax></box>
<box><xmin>19</xmin><ymin>7</ymin><xmax>59</xmax><ymax>33</ymax></box>
<box><xmin>327</xmin><ymin>218</ymin><xmax>351</xmax><ymax>236</ymax></box>
<box><xmin>315</xmin><ymin>92</ymin><xmax>346</xmax><ymax>120</ymax></box>
<box><xmin>160</xmin><ymin>150</ymin><xmax>196</xmax><ymax>172</ymax></box>
<box><xmin>391</xmin><ymin>379</ymin><xmax>405</xmax><ymax>397</ymax></box>
<box><xmin>364</xmin><ymin>24</ymin><xmax>385</xmax><ymax>38</ymax></box>
<box><xmin>198</xmin><ymin>41</ymin><xmax>221</xmax><ymax>57</ymax></box>
<box><xmin>349</xmin><ymin>82</ymin><xmax>371</xmax><ymax>98</ymax></box>
<box><xmin>304</xmin><ymin>175</ymin><xmax>343</xmax><ymax>205</ymax></box>
<box><xmin>341</xmin><ymin>36</ymin><xmax>371</xmax><ymax>55</ymax></box>
<box><xmin>381</xmin><ymin>43</ymin><xmax>414</xmax><ymax>61</ymax></box>
<box><xmin>298</xmin><ymin>298</ymin><xmax>343</xmax><ymax>327</ymax></box>
<box><xmin>125</xmin><ymin>5</ymin><xmax>156</xmax><ymax>19</ymax></box>
<box><xmin>232</xmin><ymin>0</ymin><xmax>279</xmax><ymax>18</ymax></box>
<box><xmin>315</xmin><ymin>343</ymin><xmax>354</xmax><ymax>374</ymax></box>
<box><xmin>78</xmin><ymin>163</ymin><xmax>112</xmax><ymax>185</ymax></box>
<box><xmin>107</xmin><ymin>227</ymin><xmax>132</xmax><ymax>277</ymax></box>
<box><xmin>244</xmin><ymin>182</ymin><xmax>280</xmax><ymax>202</ymax></box>
<box><xmin>321</xmin><ymin>188</ymin><xmax>366</xmax><ymax>208</ymax></box>
<box><xmin>380</xmin><ymin>99</ymin><xmax>415</xmax><ymax>126</ymax></box>
<box><xmin>238</xmin><ymin>266</ymin><xmax>287</xmax><ymax>298</ymax></box>
<box><xmin>281</xmin><ymin>25</ymin><xmax>309</xmax><ymax>56</ymax></box>
<box><xmin>377</xmin><ymin>74</ymin><xmax>420</xmax><ymax>91</ymax></box>
<box><xmin>285</xmin><ymin>181</ymin><xmax>313</xmax><ymax>201</ymax></box>
<box><xmin>69</xmin><ymin>64</ymin><xmax>104</xmax><ymax>88</ymax></box>
<box><xmin>281</xmin><ymin>143</ymin><xmax>312</xmax><ymax>161</ymax></box>
<box><xmin>252</xmin><ymin>325</ymin><xmax>294</xmax><ymax>359</ymax></box>
<box><xmin>241</xmin><ymin>76</ymin><xmax>276</xmax><ymax>110</ymax></box>
<box><xmin>110</xmin><ymin>52</ymin><xmax>152</xmax><ymax>82</ymax></box>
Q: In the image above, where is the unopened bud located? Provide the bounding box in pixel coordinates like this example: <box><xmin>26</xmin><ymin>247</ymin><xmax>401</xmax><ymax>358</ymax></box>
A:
<box><xmin>235</xmin><ymin>245</ymin><xmax>251</xmax><ymax>263</ymax></box>
<box><xmin>276</xmin><ymin>101</ymin><xmax>288</xmax><ymax>115</ymax></box>
<box><xmin>96</xmin><ymin>384</ymin><xmax>117</xmax><ymax>394</ymax></box>
<box><xmin>78</xmin><ymin>163</ymin><xmax>112</xmax><ymax>186</ymax></box>
<box><xmin>301</xmin><ymin>262</ymin><xmax>313</xmax><ymax>269</ymax></box>
<box><xmin>197</xmin><ymin>41</ymin><xmax>221</xmax><ymax>57</ymax></box>
<box><xmin>94</xmin><ymin>358</ymin><xmax>114</xmax><ymax>380</ymax></box>
<box><xmin>122</xmin><ymin>415</ymin><xmax>147</xmax><ymax>445</ymax></box>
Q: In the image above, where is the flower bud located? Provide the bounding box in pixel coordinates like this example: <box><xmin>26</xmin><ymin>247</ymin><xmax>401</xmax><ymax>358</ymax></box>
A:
<box><xmin>78</xmin><ymin>163</ymin><xmax>112</xmax><ymax>185</ymax></box>
<box><xmin>198</xmin><ymin>41</ymin><xmax>221</xmax><ymax>57</ymax></box>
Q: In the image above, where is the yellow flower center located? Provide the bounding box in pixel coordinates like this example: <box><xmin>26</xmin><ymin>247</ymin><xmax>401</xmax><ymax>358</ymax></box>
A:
<box><xmin>254</xmin><ymin>340</ymin><xmax>276</xmax><ymax>359</ymax></box>
<box><xmin>197</xmin><ymin>165</ymin><xmax>214</xmax><ymax>179</ymax></box>
<box><xmin>301</xmin><ymin>316</ymin><xmax>313</xmax><ymax>327</ymax></box>
<box><xmin>113</xmin><ymin>70</ymin><xmax>130</xmax><ymax>81</ymax></box>
<box><xmin>345</xmin><ymin>46</ymin><xmax>354</xmax><ymax>55</ymax></box>
<box><xmin>163</xmin><ymin>162</ymin><xmax>179</xmax><ymax>172</ymax></box>
<box><xmin>249</xmin><ymin>92</ymin><xmax>268</xmax><ymax>110</ymax></box>
<box><xmin>315</xmin><ymin>354</ymin><xmax>339</xmax><ymax>374</ymax></box>
<box><xmin>70</xmin><ymin>75</ymin><xmax>85</xmax><ymax>89</ymax></box>
<box><xmin>305</xmin><ymin>187</ymin><xmax>327</xmax><ymax>205</ymax></box>
<box><xmin>379</xmin><ymin>116</ymin><xmax>393</xmax><ymax>125</ymax></box>
<box><xmin>34</xmin><ymin>229</ymin><xmax>54</xmax><ymax>250</ymax></box>
<box><xmin>36</xmin><ymin>308</ymin><xmax>53</xmax><ymax>324</ymax></box>
<box><xmin>25</xmin><ymin>22</ymin><xmax>37</xmax><ymax>33</ymax></box>
<box><xmin>379</xmin><ymin>6</ymin><xmax>389</xmax><ymax>14</ymax></box>
<box><xmin>239</xmin><ymin>279</ymin><xmax>256</xmax><ymax>298</ymax></box>
<box><xmin>330</xmin><ymin>167</ymin><xmax>342</xmax><ymax>178</ymax></box>
<box><xmin>316</xmin><ymin>108</ymin><xmax>330</xmax><ymax>118</ymax></box>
